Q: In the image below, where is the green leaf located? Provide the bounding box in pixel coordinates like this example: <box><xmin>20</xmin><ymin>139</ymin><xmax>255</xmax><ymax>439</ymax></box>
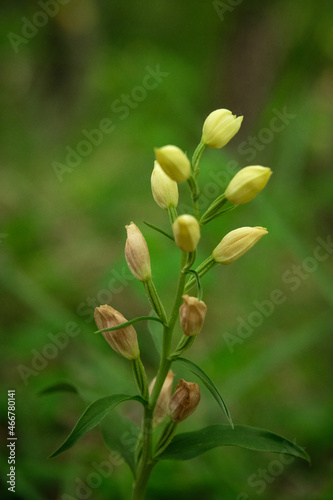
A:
<box><xmin>39</xmin><ymin>382</ymin><xmax>79</xmax><ymax>396</ymax></box>
<box><xmin>175</xmin><ymin>357</ymin><xmax>233</xmax><ymax>427</ymax></box>
<box><xmin>50</xmin><ymin>394</ymin><xmax>145</xmax><ymax>458</ymax></box>
<box><xmin>100</xmin><ymin>414</ymin><xmax>140</xmax><ymax>476</ymax></box>
<box><xmin>95</xmin><ymin>315</ymin><xmax>164</xmax><ymax>334</ymax></box>
<box><xmin>40</xmin><ymin>383</ymin><xmax>139</xmax><ymax>473</ymax></box>
<box><xmin>143</xmin><ymin>220</ymin><xmax>174</xmax><ymax>241</ymax></box>
<box><xmin>158</xmin><ymin>424</ymin><xmax>310</xmax><ymax>462</ymax></box>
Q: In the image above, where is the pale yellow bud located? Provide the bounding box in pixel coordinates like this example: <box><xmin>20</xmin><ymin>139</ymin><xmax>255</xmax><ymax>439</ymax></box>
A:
<box><xmin>154</xmin><ymin>145</ymin><xmax>191</xmax><ymax>183</ymax></box>
<box><xmin>172</xmin><ymin>215</ymin><xmax>201</xmax><ymax>253</ymax></box>
<box><xmin>179</xmin><ymin>295</ymin><xmax>207</xmax><ymax>336</ymax></box>
<box><xmin>169</xmin><ymin>379</ymin><xmax>201</xmax><ymax>423</ymax></box>
<box><xmin>151</xmin><ymin>161</ymin><xmax>179</xmax><ymax>209</ymax></box>
<box><xmin>125</xmin><ymin>222</ymin><xmax>151</xmax><ymax>282</ymax></box>
<box><xmin>149</xmin><ymin>370</ymin><xmax>175</xmax><ymax>426</ymax></box>
<box><xmin>202</xmin><ymin>109</ymin><xmax>243</xmax><ymax>149</ymax></box>
<box><xmin>225</xmin><ymin>166</ymin><xmax>272</xmax><ymax>204</ymax></box>
<box><xmin>94</xmin><ymin>305</ymin><xmax>140</xmax><ymax>360</ymax></box>
<box><xmin>212</xmin><ymin>226</ymin><xmax>268</xmax><ymax>265</ymax></box>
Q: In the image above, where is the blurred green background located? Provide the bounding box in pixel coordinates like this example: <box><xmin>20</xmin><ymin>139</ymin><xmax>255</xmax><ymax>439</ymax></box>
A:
<box><xmin>1</xmin><ymin>1</ymin><xmax>333</xmax><ymax>499</ymax></box>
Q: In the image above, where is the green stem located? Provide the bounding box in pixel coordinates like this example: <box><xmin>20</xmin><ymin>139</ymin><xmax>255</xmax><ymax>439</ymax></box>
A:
<box><xmin>168</xmin><ymin>205</ymin><xmax>178</xmax><ymax>225</ymax></box>
<box><xmin>200</xmin><ymin>194</ymin><xmax>227</xmax><ymax>226</ymax></box>
<box><xmin>132</xmin><ymin>252</ymin><xmax>189</xmax><ymax>499</ymax></box>
<box><xmin>132</xmin><ymin>358</ymin><xmax>149</xmax><ymax>401</ymax></box>
<box><xmin>143</xmin><ymin>279</ymin><xmax>168</xmax><ymax>324</ymax></box>
<box><xmin>154</xmin><ymin>419</ymin><xmax>177</xmax><ymax>457</ymax></box>
<box><xmin>192</xmin><ymin>141</ymin><xmax>206</xmax><ymax>177</ymax></box>
<box><xmin>184</xmin><ymin>256</ymin><xmax>216</xmax><ymax>293</ymax></box>
<box><xmin>150</xmin><ymin>251</ymin><xmax>188</xmax><ymax>409</ymax></box>
<box><xmin>187</xmin><ymin>176</ymin><xmax>200</xmax><ymax>219</ymax></box>
<box><xmin>170</xmin><ymin>334</ymin><xmax>197</xmax><ymax>359</ymax></box>
<box><xmin>132</xmin><ymin>407</ymin><xmax>156</xmax><ymax>500</ymax></box>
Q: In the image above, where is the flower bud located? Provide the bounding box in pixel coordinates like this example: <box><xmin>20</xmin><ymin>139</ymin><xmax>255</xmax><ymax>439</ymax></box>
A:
<box><xmin>225</xmin><ymin>166</ymin><xmax>272</xmax><ymax>204</ymax></box>
<box><xmin>125</xmin><ymin>222</ymin><xmax>151</xmax><ymax>282</ymax></box>
<box><xmin>173</xmin><ymin>215</ymin><xmax>200</xmax><ymax>253</ymax></box>
<box><xmin>149</xmin><ymin>370</ymin><xmax>175</xmax><ymax>426</ymax></box>
<box><xmin>154</xmin><ymin>145</ymin><xmax>191</xmax><ymax>183</ymax></box>
<box><xmin>179</xmin><ymin>295</ymin><xmax>207</xmax><ymax>336</ymax></box>
<box><xmin>169</xmin><ymin>379</ymin><xmax>201</xmax><ymax>423</ymax></box>
<box><xmin>212</xmin><ymin>226</ymin><xmax>268</xmax><ymax>265</ymax></box>
<box><xmin>151</xmin><ymin>161</ymin><xmax>179</xmax><ymax>209</ymax></box>
<box><xmin>202</xmin><ymin>109</ymin><xmax>243</xmax><ymax>149</ymax></box>
<box><xmin>94</xmin><ymin>305</ymin><xmax>140</xmax><ymax>360</ymax></box>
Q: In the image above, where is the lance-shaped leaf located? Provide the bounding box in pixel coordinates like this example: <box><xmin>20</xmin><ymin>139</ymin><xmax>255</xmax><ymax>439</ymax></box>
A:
<box><xmin>158</xmin><ymin>424</ymin><xmax>310</xmax><ymax>462</ymax></box>
<box><xmin>40</xmin><ymin>383</ymin><xmax>138</xmax><ymax>474</ymax></box>
<box><xmin>143</xmin><ymin>220</ymin><xmax>174</xmax><ymax>241</ymax></box>
<box><xmin>174</xmin><ymin>357</ymin><xmax>233</xmax><ymax>427</ymax></box>
<box><xmin>50</xmin><ymin>394</ymin><xmax>145</xmax><ymax>458</ymax></box>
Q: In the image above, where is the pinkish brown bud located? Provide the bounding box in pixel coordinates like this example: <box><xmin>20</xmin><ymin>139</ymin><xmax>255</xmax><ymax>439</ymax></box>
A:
<box><xmin>94</xmin><ymin>305</ymin><xmax>140</xmax><ymax>360</ymax></box>
<box><xmin>149</xmin><ymin>370</ymin><xmax>175</xmax><ymax>426</ymax></box>
<box><xmin>179</xmin><ymin>295</ymin><xmax>207</xmax><ymax>336</ymax></box>
<box><xmin>169</xmin><ymin>379</ymin><xmax>201</xmax><ymax>423</ymax></box>
<box><xmin>125</xmin><ymin>222</ymin><xmax>152</xmax><ymax>282</ymax></box>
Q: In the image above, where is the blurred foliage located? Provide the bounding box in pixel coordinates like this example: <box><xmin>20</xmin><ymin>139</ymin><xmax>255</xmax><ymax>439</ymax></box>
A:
<box><xmin>1</xmin><ymin>0</ymin><xmax>333</xmax><ymax>499</ymax></box>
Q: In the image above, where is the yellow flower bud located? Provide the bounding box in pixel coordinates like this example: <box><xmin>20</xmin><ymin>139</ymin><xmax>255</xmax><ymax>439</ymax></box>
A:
<box><xmin>172</xmin><ymin>215</ymin><xmax>201</xmax><ymax>253</ymax></box>
<box><xmin>225</xmin><ymin>166</ymin><xmax>272</xmax><ymax>204</ymax></box>
<box><xmin>212</xmin><ymin>226</ymin><xmax>268</xmax><ymax>265</ymax></box>
<box><xmin>202</xmin><ymin>109</ymin><xmax>243</xmax><ymax>149</ymax></box>
<box><xmin>94</xmin><ymin>305</ymin><xmax>140</xmax><ymax>360</ymax></box>
<box><xmin>125</xmin><ymin>222</ymin><xmax>151</xmax><ymax>282</ymax></box>
<box><xmin>151</xmin><ymin>161</ymin><xmax>179</xmax><ymax>209</ymax></box>
<box><xmin>169</xmin><ymin>379</ymin><xmax>201</xmax><ymax>423</ymax></box>
<box><xmin>179</xmin><ymin>295</ymin><xmax>207</xmax><ymax>336</ymax></box>
<box><xmin>154</xmin><ymin>145</ymin><xmax>191</xmax><ymax>183</ymax></box>
<box><xmin>149</xmin><ymin>370</ymin><xmax>175</xmax><ymax>427</ymax></box>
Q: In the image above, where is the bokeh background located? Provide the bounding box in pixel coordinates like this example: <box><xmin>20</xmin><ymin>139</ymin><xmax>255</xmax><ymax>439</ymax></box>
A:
<box><xmin>1</xmin><ymin>1</ymin><xmax>333</xmax><ymax>499</ymax></box>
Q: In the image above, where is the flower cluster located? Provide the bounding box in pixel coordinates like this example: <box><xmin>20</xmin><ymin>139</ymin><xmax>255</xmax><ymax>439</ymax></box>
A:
<box><xmin>93</xmin><ymin>108</ymin><xmax>271</xmax><ymax>429</ymax></box>
<box><xmin>50</xmin><ymin>107</ymin><xmax>308</xmax><ymax>500</ymax></box>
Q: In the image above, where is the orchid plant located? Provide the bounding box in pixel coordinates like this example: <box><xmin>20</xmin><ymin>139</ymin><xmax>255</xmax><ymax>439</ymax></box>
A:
<box><xmin>47</xmin><ymin>109</ymin><xmax>309</xmax><ymax>500</ymax></box>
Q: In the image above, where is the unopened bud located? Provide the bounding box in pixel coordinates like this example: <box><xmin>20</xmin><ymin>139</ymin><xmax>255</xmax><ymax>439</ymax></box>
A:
<box><xmin>94</xmin><ymin>305</ymin><xmax>140</xmax><ymax>360</ymax></box>
<box><xmin>202</xmin><ymin>109</ymin><xmax>243</xmax><ymax>149</ymax></box>
<box><xmin>173</xmin><ymin>215</ymin><xmax>200</xmax><ymax>253</ymax></box>
<box><xmin>225</xmin><ymin>166</ymin><xmax>272</xmax><ymax>204</ymax></box>
<box><xmin>151</xmin><ymin>161</ymin><xmax>179</xmax><ymax>209</ymax></box>
<box><xmin>212</xmin><ymin>226</ymin><xmax>268</xmax><ymax>265</ymax></box>
<box><xmin>154</xmin><ymin>145</ymin><xmax>191</xmax><ymax>183</ymax></box>
<box><xmin>149</xmin><ymin>370</ymin><xmax>175</xmax><ymax>426</ymax></box>
<box><xmin>169</xmin><ymin>379</ymin><xmax>201</xmax><ymax>423</ymax></box>
<box><xmin>179</xmin><ymin>295</ymin><xmax>207</xmax><ymax>336</ymax></box>
<box><xmin>125</xmin><ymin>222</ymin><xmax>151</xmax><ymax>282</ymax></box>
